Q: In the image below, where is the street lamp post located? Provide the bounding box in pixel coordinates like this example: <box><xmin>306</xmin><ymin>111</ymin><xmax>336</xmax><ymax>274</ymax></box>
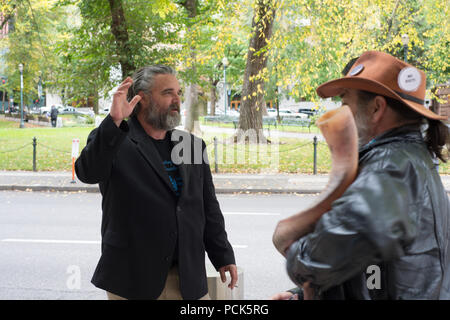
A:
<box><xmin>401</xmin><ymin>34</ymin><xmax>409</xmax><ymax>62</ymax></box>
<box><xmin>222</xmin><ymin>57</ymin><xmax>229</xmax><ymax>116</ymax></box>
<box><xmin>38</xmin><ymin>71</ymin><xmax>43</xmax><ymax>108</ymax></box>
<box><xmin>19</xmin><ymin>63</ymin><xmax>24</xmax><ymax>128</ymax></box>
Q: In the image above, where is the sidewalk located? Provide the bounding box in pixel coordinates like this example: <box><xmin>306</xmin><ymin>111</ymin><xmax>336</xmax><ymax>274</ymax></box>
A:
<box><xmin>1</xmin><ymin>170</ymin><xmax>450</xmax><ymax>194</ymax></box>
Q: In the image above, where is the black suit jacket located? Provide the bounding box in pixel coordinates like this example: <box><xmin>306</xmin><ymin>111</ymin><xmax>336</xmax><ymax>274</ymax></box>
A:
<box><xmin>75</xmin><ymin>115</ymin><xmax>235</xmax><ymax>299</ymax></box>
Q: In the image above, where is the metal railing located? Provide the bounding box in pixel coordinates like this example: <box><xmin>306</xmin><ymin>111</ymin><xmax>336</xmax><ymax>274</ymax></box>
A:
<box><xmin>0</xmin><ymin>136</ymin><xmax>325</xmax><ymax>174</ymax></box>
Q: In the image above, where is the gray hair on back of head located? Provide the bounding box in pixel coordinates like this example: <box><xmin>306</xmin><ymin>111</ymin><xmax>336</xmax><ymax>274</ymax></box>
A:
<box><xmin>127</xmin><ymin>65</ymin><xmax>176</xmax><ymax>117</ymax></box>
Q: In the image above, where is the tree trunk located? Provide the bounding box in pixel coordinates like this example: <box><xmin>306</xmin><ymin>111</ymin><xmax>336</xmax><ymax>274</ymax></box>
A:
<box><xmin>0</xmin><ymin>5</ymin><xmax>15</xmax><ymax>30</ymax></box>
<box><xmin>184</xmin><ymin>83</ymin><xmax>202</xmax><ymax>135</ymax></box>
<box><xmin>92</xmin><ymin>86</ymin><xmax>99</xmax><ymax>115</ymax></box>
<box><xmin>386</xmin><ymin>0</ymin><xmax>401</xmax><ymax>36</ymax></box>
<box><xmin>108</xmin><ymin>0</ymin><xmax>135</xmax><ymax>78</ymax></box>
<box><xmin>199</xmin><ymin>90</ymin><xmax>207</xmax><ymax>116</ymax></box>
<box><xmin>182</xmin><ymin>0</ymin><xmax>201</xmax><ymax>134</ymax></box>
<box><xmin>237</xmin><ymin>0</ymin><xmax>276</xmax><ymax>143</ymax></box>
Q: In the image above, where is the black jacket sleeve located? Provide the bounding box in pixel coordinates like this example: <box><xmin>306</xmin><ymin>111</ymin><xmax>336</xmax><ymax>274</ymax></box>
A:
<box><xmin>286</xmin><ymin>168</ymin><xmax>418</xmax><ymax>294</ymax></box>
<box><xmin>75</xmin><ymin>115</ymin><xmax>129</xmax><ymax>184</ymax></box>
<box><xmin>201</xmin><ymin>140</ymin><xmax>236</xmax><ymax>270</ymax></box>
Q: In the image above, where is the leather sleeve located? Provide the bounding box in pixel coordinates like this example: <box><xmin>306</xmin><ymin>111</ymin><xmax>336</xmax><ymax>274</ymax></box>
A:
<box><xmin>75</xmin><ymin>115</ymin><xmax>129</xmax><ymax>184</ymax></box>
<box><xmin>286</xmin><ymin>168</ymin><xmax>418</xmax><ymax>294</ymax></box>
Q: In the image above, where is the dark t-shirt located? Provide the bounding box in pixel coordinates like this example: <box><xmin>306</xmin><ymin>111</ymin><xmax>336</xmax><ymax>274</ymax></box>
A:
<box><xmin>149</xmin><ymin>132</ymin><xmax>182</xmax><ymax>265</ymax></box>
<box><xmin>149</xmin><ymin>133</ymin><xmax>183</xmax><ymax>197</ymax></box>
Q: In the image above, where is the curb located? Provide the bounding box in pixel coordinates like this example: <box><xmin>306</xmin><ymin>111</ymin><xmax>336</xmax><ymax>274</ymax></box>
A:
<box><xmin>2</xmin><ymin>184</ymin><xmax>450</xmax><ymax>195</ymax></box>
<box><xmin>0</xmin><ymin>185</ymin><xmax>99</xmax><ymax>193</ymax></box>
<box><xmin>0</xmin><ymin>184</ymin><xmax>323</xmax><ymax>194</ymax></box>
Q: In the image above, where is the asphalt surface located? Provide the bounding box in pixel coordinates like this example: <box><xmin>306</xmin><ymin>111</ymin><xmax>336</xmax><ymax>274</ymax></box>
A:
<box><xmin>0</xmin><ymin>191</ymin><xmax>317</xmax><ymax>300</ymax></box>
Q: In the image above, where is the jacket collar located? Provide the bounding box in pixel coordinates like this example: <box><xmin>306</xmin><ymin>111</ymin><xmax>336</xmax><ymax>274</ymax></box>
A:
<box><xmin>128</xmin><ymin>116</ymin><xmax>176</xmax><ymax>195</ymax></box>
<box><xmin>359</xmin><ymin>124</ymin><xmax>424</xmax><ymax>157</ymax></box>
<box><xmin>127</xmin><ymin>116</ymin><xmax>189</xmax><ymax>198</ymax></box>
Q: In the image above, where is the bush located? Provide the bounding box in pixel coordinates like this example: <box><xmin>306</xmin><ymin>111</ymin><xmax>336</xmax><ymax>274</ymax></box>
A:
<box><xmin>85</xmin><ymin>116</ymin><xmax>94</xmax><ymax>125</ymax></box>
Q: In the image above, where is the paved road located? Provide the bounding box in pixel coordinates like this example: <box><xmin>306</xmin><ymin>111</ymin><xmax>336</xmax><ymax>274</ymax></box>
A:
<box><xmin>0</xmin><ymin>191</ymin><xmax>317</xmax><ymax>300</ymax></box>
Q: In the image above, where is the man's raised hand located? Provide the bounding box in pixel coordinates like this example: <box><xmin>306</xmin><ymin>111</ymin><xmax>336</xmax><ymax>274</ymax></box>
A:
<box><xmin>110</xmin><ymin>77</ymin><xmax>142</xmax><ymax>127</ymax></box>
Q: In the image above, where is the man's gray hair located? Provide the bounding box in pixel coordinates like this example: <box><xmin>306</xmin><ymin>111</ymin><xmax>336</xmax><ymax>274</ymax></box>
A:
<box><xmin>127</xmin><ymin>65</ymin><xmax>176</xmax><ymax>116</ymax></box>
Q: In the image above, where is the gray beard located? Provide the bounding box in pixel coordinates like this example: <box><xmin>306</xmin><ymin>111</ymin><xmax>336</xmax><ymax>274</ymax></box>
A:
<box><xmin>354</xmin><ymin>110</ymin><xmax>372</xmax><ymax>148</ymax></box>
<box><xmin>144</xmin><ymin>102</ymin><xmax>181</xmax><ymax>131</ymax></box>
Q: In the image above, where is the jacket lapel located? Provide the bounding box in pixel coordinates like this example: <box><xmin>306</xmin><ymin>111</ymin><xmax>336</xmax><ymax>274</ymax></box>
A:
<box><xmin>128</xmin><ymin>116</ymin><xmax>175</xmax><ymax>194</ymax></box>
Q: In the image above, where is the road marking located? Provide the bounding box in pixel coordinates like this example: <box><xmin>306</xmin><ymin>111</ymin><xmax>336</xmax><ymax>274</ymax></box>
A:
<box><xmin>223</xmin><ymin>212</ymin><xmax>280</xmax><ymax>216</ymax></box>
<box><xmin>1</xmin><ymin>238</ymin><xmax>247</xmax><ymax>249</ymax></box>
<box><xmin>231</xmin><ymin>245</ymin><xmax>248</xmax><ymax>249</ymax></box>
<box><xmin>1</xmin><ymin>239</ymin><xmax>100</xmax><ymax>245</ymax></box>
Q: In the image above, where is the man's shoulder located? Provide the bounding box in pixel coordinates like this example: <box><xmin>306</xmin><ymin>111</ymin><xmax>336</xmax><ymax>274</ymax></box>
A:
<box><xmin>363</xmin><ymin>138</ymin><xmax>429</xmax><ymax>169</ymax></box>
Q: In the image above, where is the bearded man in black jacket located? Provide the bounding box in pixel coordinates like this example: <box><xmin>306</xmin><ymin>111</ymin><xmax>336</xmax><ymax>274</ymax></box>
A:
<box><xmin>76</xmin><ymin>65</ymin><xmax>237</xmax><ymax>300</ymax></box>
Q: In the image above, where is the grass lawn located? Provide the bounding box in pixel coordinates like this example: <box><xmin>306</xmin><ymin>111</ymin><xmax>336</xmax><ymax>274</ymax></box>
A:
<box><xmin>0</xmin><ymin>117</ymin><xmax>93</xmax><ymax>171</ymax></box>
<box><xmin>1</xmin><ymin>117</ymin><xmax>449</xmax><ymax>174</ymax></box>
<box><xmin>201</xmin><ymin>134</ymin><xmax>332</xmax><ymax>174</ymax></box>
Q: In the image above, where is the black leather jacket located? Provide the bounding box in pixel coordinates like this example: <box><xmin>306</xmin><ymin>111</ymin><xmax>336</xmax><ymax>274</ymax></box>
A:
<box><xmin>286</xmin><ymin>125</ymin><xmax>450</xmax><ymax>299</ymax></box>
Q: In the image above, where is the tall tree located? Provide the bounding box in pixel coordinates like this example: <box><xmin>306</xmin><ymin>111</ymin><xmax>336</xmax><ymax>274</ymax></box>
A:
<box><xmin>268</xmin><ymin>0</ymin><xmax>449</xmax><ymax>103</ymax></box>
<box><xmin>0</xmin><ymin>0</ymin><xmax>65</xmax><ymax>107</ymax></box>
<box><xmin>54</xmin><ymin>0</ymin><xmax>180</xmax><ymax>113</ymax></box>
<box><xmin>180</xmin><ymin>0</ymin><xmax>247</xmax><ymax>118</ymax></box>
<box><xmin>237</xmin><ymin>0</ymin><xmax>277</xmax><ymax>142</ymax></box>
<box><xmin>108</xmin><ymin>0</ymin><xmax>134</xmax><ymax>77</ymax></box>
<box><xmin>180</xmin><ymin>0</ymin><xmax>201</xmax><ymax>134</ymax></box>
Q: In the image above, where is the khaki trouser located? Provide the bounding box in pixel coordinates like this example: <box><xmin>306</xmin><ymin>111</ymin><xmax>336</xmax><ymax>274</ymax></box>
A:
<box><xmin>106</xmin><ymin>266</ymin><xmax>210</xmax><ymax>300</ymax></box>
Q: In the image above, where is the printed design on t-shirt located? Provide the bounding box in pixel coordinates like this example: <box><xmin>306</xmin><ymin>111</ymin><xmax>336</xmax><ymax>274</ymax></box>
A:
<box><xmin>163</xmin><ymin>160</ymin><xmax>183</xmax><ymax>197</ymax></box>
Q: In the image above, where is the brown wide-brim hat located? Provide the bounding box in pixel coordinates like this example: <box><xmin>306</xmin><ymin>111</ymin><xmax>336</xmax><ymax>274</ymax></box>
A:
<box><xmin>317</xmin><ymin>51</ymin><xmax>447</xmax><ymax>120</ymax></box>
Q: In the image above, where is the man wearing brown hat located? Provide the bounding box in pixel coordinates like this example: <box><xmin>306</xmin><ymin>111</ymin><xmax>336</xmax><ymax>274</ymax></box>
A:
<box><xmin>272</xmin><ymin>51</ymin><xmax>450</xmax><ymax>299</ymax></box>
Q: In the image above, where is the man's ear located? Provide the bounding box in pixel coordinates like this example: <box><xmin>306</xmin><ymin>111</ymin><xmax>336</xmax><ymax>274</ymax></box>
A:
<box><xmin>137</xmin><ymin>91</ymin><xmax>146</xmax><ymax>100</ymax></box>
<box><xmin>136</xmin><ymin>91</ymin><xmax>147</xmax><ymax>107</ymax></box>
<box><xmin>371</xmin><ymin>96</ymin><xmax>387</xmax><ymax>124</ymax></box>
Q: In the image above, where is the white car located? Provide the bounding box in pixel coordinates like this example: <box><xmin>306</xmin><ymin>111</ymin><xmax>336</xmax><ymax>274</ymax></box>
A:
<box><xmin>60</xmin><ymin>106</ymin><xmax>77</xmax><ymax>114</ymax></box>
<box><xmin>266</xmin><ymin>109</ymin><xmax>308</xmax><ymax>119</ymax></box>
<box><xmin>40</xmin><ymin>106</ymin><xmax>52</xmax><ymax>114</ymax></box>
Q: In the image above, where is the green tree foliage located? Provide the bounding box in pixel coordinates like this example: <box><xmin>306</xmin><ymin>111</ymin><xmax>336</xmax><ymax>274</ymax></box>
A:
<box><xmin>269</xmin><ymin>0</ymin><xmax>449</xmax><ymax>102</ymax></box>
<box><xmin>1</xmin><ymin>0</ymin><xmax>447</xmax><ymax>120</ymax></box>
<box><xmin>0</xmin><ymin>0</ymin><xmax>65</xmax><ymax>105</ymax></box>
<box><xmin>54</xmin><ymin>0</ymin><xmax>181</xmax><ymax>112</ymax></box>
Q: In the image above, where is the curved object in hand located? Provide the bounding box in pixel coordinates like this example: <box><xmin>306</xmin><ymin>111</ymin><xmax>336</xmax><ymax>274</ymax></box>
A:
<box><xmin>272</xmin><ymin>105</ymin><xmax>359</xmax><ymax>256</ymax></box>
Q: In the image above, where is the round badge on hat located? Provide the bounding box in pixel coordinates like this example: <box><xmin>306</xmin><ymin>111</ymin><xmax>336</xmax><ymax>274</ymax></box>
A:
<box><xmin>398</xmin><ymin>67</ymin><xmax>421</xmax><ymax>92</ymax></box>
<box><xmin>349</xmin><ymin>64</ymin><xmax>364</xmax><ymax>76</ymax></box>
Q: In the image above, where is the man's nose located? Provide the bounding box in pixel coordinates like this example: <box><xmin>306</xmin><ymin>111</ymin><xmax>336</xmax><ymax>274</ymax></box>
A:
<box><xmin>173</xmin><ymin>92</ymin><xmax>181</xmax><ymax>105</ymax></box>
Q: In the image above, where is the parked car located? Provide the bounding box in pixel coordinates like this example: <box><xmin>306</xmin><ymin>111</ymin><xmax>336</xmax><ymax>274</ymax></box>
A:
<box><xmin>6</xmin><ymin>105</ymin><xmax>19</xmax><ymax>113</ymax></box>
<box><xmin>297</xmin><ymin>108</ymin><xmax>318</xmax><ymax>118</ymax></box>
<box><xmin>59</xmin><ymin>106</ymin><xmax>77</xmax><ymax>114</ymax></box>
<box><xmin>75</xmin><ymin>107</ymin><xmax>95</xmax><ymax>117</ymax></box>
<box><xmin>40</xmin><ymin>106</ymin><xmax>52</xmax><ymax>115</ymax></box>
<box><xmin>210</xmin><ymin>108</ymin><xmax>239</xmax><ymax>118</ymax></box>
<box><xmin>267</xmin><ymin>108</ymin><xmax>308</xmax><ymax>119</ymax></box>
<box><xmin>29</xmin><ymin>107</ymin><xmax>41</xmax><ymax>114</ymax></box>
